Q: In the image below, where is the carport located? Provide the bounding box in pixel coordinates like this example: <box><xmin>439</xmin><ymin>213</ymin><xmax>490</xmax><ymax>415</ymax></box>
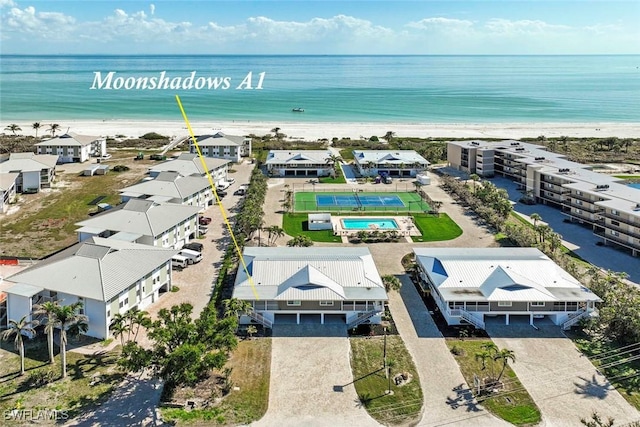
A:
<box><xmin>274</xmin><ymin>312</ymin><xmax>346</xmax><ymax>325</ymax></box>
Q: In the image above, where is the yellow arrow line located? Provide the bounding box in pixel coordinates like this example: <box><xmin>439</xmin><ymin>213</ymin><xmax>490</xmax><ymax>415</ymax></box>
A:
<box><xmin>175</xmin><ymin>95</ymin><xmax>259</xmax><ymax>300</ymax></box>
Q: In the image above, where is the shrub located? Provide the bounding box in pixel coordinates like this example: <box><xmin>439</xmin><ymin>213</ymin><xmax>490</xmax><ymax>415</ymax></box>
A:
<box><xmin>112</xmin><ymin>165</ymin><xmax>130</xmax><ymax>172</ymax></box>
<box><xmin>140</xmin><ymin>132</ymin><xmax>167</xmax><ymax>140</ymax></box>
<box><xmin>450</xmin><ymin>345</ymin><xmax>464</xmax><ymax>356</ymax></box>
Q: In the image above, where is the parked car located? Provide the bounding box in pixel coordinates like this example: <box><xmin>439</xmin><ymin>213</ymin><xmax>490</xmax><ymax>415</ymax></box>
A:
<box><xmin>217</xmin><ymin>182</ymin><xmax>231</xmax><ymax>191</ymax></box>
<box><xmin>183</xmin><ymin>242</ymin><xmax>203</xmax><ymax>252</ymax></box>
<box><xmin>179</xmin><ymin>248</ymin><xmax>202</xmax><ymax>264</ymax></box>
<box><xmin>199</xmin><ymin>216</ymin><xmax>212</xmax><ymax>225</ymax></box>
<box><xmin>198</xmin><ymin>225</ymin><xmax>209</xmax><ymax>235</ymax></box>
<box><xmin>215</xmin><ymin>189</ymin><xmax>227</xmax><ymax>197</ymax></box>
<box><xmin>226</xmin><ymin>178</ymin><xmax>235</xmax><ymax>185</ymax></box>
<box><xmin>171</xmin><ymin>254</ymin><xmax>188</xmax><ymax>270</ymax></box>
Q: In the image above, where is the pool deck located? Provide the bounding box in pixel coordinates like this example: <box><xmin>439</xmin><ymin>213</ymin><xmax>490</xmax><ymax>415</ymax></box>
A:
<box><xmin>330</xmin><ymin>215</ymin><xmax>421</xmax><ymax>239</ymax></box>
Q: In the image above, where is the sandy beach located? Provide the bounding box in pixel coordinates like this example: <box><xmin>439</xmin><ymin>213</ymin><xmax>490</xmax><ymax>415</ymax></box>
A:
<box><xmin>9</xmin><ymin>120</ymin><xmax>640</xmax><ymax>141</ymax></box>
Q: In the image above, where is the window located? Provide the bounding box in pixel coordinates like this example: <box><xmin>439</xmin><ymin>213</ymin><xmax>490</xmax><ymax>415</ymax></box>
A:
<box><xmin>576</xmin><ymin>190</ymin><xmax>583</xmax><ymax>196</ymax></box>
<box><xmin>611</xmin><ymin>220</ymin><xmax>620</xmax><ymax>227</ymax></box>
<box><xmin>531</xmin><ymin>302</ymin><xmax>545</xmax><ymax>307</ymax></box>
<box><xmin>497</xmin><ymin>301</ymin><xmax>512</xmax><ymax>307</ymax></box>
<box><xmin>287</xmin><ymin>300</ymin><xmax>301</xmax><ymax>306</ymax></box>
<box><xmin>107</xmin><ymin>309</ymin><xmax>111</xmax><ymax>318</ymax></box>
<box><xmin>319</xmin><ymin>301</ymin><xmax>334</xmax><ymax>306</ymax></box>
<box><xmin>612</xmin><ymin>210</ymin><xmax>619</xmax><ymax>216</ymax></box>
<box><xmin>576</xmin><ymin>200</ymin><xmax>583</xmax><ymax>206</ymax></box>
<box><xmin>610</xmin><ymin>230</ymin><xmax>619</xmax><ymax>237</ymax></box>
<box><xmin>575</xmin><ymin>209</ymin><xmax>582</xmax><ymax>214</ymax></box>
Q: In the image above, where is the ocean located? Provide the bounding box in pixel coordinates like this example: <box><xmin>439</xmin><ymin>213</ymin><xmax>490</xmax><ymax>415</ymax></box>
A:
<box><xmin>1</xmin><ymin>55</ymin><xmax>639</xmax><ymax>123</ymax></box>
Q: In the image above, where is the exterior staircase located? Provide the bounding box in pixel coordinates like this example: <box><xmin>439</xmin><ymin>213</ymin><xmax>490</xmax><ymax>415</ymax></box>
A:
<box><xmin>562</xmin><ymin>309</ymin><xmax>588</xmax><ymax>330</ymax></box>
<box><xmin>459</xmin><ymin>309</ymin><xmax>485</xmax><ymax>330</ymax></box>
<box><xmin>247</xmin><ymin>309</ymin><xmax>273</xmax><ymax>329</ymax></box>
<box><xmin>347</xmin><ymin>310</ymin><xmax>379</xmax><ymax>329</ymax></box>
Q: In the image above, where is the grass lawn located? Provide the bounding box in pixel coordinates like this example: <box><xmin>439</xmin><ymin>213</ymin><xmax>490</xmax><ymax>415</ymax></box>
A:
<box><xmin>294</xmin><ymin>191</ymin><xmax>428</xmax><ymax>213</ymax></box>
<box><xmin>338</xmin><ymin>149</ymin><xmax>355</xmax><ymax>161</ymax></box>
<box><xmin>0</xmin><ymin>170</ymin><xmax>141</xmax><ymax>258</ymax></box>
<box><xmin>319</xmin><ymin>174</ymin><xmax>347</xmax><ymax>184</ymax></box>
<box><xmin>0</xmin><ymin>337</ymin><xmax>125</xmax><ymax>420</ymax></box>
<box><xmin>613</xmin><ymin>175</ymin><xmax>640</xmax><ymax>180</ymax></box>
<box><xmin>570</xmin><ymin>335</ymin><xmax>640</xmax><ymax>410</ymax></box>
<box><xmin>411</xmin><ymin>213</ymin><xmax>463</xmax><ymax>242</ymax></box>
<box><xmin>445</xmin><ymin>339</ymin><xmax>541</xmax><ymax>426</ymax></box>
<box><xmin>161</xmin><ymin>338</ymin><xmax>272</xmax><ymax>425</ymax></box>
<box><xmin>350</xmin><ymin>336</ymin><xmax>422</xmax><ymax>425</ymax></box>
<box><xmin>282</xmin><ymin>213</ymin><xmax>342</xmax><ymax>242</ymax></box>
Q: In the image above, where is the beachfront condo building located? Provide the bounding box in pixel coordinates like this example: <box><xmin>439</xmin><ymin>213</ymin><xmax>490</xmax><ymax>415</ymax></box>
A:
<box><xmin>3</xmin><ymin>237</ymin><xmax>176</xmax><ymax>339</ymax></box>
<box><xmin>413</xmin><ymin>248</ymin><xmax>601</xmax><ymax>330</ymax></box>
<box><xmin>447</xmin><ymin>140</ymin><xmax>640</xmax><ymax>256</ymax></box>
<box><xmin>75</xmin><ymin>199</ymin><xmax>201</xmax><ymax>250</ymax></box>
<box><xmin>352</xmin><ymin>150</ymin><xmax>430</xmax><ymax>178</ymax></box>
<box><xmin>265</xmin><ymin>150</ymin><xmax>334</xmax><ymax>177</ymax></box>
<box><xmin>119</xmin><ymin>171</ymin><xmax>214</xmax><ymax>209</ymax></box>
<box><xmin>35</xmin><ymin>132</ymin><xmax>107</xmax><ymax>163</ymax></box>
<box><xmin>232</xmin><ymin>247</ymin><xmax>388</xmax><ymax>328</ymax></box>
<box><xmin>148</xmin><ymin>153</ymin><xmax>229</xmax><ymax>186</ymax></box>
<box><xmin>0</xmin><ymin>152</ymin><xmax>58</xmax><ymax>193</ymax></box>
<box><xmin>190</xmin><ymin>132</ymin><xmax>251</xmax><ymax>163</ymax></box>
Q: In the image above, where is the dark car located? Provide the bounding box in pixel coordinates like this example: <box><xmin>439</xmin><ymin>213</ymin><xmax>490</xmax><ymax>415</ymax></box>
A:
<box><xmin>199</xmin><ymin>216</ymin><xmax>212</xmax><ymax>225</ymax></box>
<box><xmin>215</xmin><ymin>189</ymin><xmax>227</xmax><ymax>197</ymax></box>
<box><xmin>183</xmin><ymin>242</ymin><xmax>204</xmax><ymax>252</ymax></box>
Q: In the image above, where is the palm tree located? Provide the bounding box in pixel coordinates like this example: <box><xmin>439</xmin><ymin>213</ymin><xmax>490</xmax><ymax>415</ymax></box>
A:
<box><xmin>33</xmin><ymin>301</ymin><xmax>59</xmax><ymax>364</ymax></box>
<box><xmin>1</xmin><ymin>316</ymin><xmax>38</xmax><ymax>375</ymax></box>
<box><xmin>493</xmin><ymin>348</ymin><xmax>516</xmax><ymax>383</ymax></box>
<box><xmin>530</xmin><ymin>213</ymin><xmax>542</xmax><ymax>227</ymax></box>
<box><xmin>51</xmin><ymin>302</ymin><xmax>88</xmax><ymax>378</ymax></box>
<box><xmin>246</xmin><ymin>325</ymin><xmax>258</xmax><ymax>339</ymax></box>
<box><xmin>475</xmin><ymin>349</ymin><xmax>493</xmax><ymax>372</ymax></box>
<box><xmin>4</xmin><ymin>124</ymin><xmax>21</xmax><ymax>135</ymax></box>
<box><xmin>127</xmin><ymin>307</ymin><xmax>151</xmax><ymax>342</ymax></box>
<box><xmin>110</xmin><ymin>314</ymin><xmax>130</xmax><ymax>348</ymax></box>
<box><xmin>32</xmin><ymin>122</ymin><xmax>41</xmax><ymax>138</ymax></box>
<box><xmin>223</xmin><ymin>298</ymin><xmax>253</xmax><ymax>318</ymax></box>
<box><xmin>384</xmin><ymin>131</ymin><xmax>396</xmax><ymax>143</ymax></box>
<box><xmin>382</xmin><ymin>275</ymin><xmax>402</xmax><ymax>292</ymax></box>
<box><xmin>48</xmin><ymin>123</ymin><xmax>61</xmax><ymax>137</ymax></box>
<box><xmin>287</xmin><ymin>235</ymin><xmax>313</xmax><ymax>247</ymax></box>
<box><xmin>267</xmin><ymin>225</ymin><xmax>285</xmax><ymax>246</ymax></box>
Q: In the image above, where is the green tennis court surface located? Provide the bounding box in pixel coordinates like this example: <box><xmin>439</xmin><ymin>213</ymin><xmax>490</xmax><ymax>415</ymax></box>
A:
<box><xmin>294</xmin><ymin>191</ymin><xmax>430</xmax><ymax>212</ymax></box>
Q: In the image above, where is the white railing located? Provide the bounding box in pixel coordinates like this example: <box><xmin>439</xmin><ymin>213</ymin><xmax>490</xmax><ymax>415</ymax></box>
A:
<box><xmin>459</xmin><ymin>309</ymin><xmax>485</xmax><ymax>330</ymax></box>
<box><xmin>247</xmin><ymin>309</ymin><xmax>272</xmax><ymax>329</ymax></box>
<box><xmin>562</xmin><ymin>309</ymin><xmax>588</xmax><ymax>330</ymax></box>
<box><xmin>347</xmin><ymin>310</ymin><xmax>379</xmax><ymax>329</ymax></box>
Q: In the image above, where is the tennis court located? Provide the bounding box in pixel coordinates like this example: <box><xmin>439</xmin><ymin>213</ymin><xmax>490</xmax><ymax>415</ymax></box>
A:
<box><xmin>295</xmin><ymin>191</ymin><xmax>429</xmax><ymax>213</ymax></box>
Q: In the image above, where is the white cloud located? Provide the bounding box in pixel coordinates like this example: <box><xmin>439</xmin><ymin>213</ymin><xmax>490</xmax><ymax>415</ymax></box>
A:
<box><xmin>150</xmin><ymin>3</ymin><xmax>155</xmax><ymax>16</ymax></box>
<box><xmin>0</xmin><ymin>0</ymin><xmax>16</xmax><ymax>8</ymax></box>
<box><xmin>484</xmin><ymin>19</ymin><xmax>570</xmax><ymax>35</ymax></box>
<box><xmin>406</xmin><ymin>17</ymin><xmax>474</xmax><ymax>32</ymax></box>
<box><xmin>4</xmin><ymin>4</ymin><xmax>75</xmax><ymax>37</ymax></box>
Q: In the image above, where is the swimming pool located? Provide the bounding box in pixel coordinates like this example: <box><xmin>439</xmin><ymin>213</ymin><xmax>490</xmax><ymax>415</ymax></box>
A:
<box><xmin>341</xmin><ymin>218</ymin><xmax>399</xmax><ymax>230</ymax></box>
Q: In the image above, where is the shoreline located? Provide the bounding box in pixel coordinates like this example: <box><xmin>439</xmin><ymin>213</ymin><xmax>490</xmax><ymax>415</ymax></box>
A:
<box><xmin>4</xmin><ymin>120</ymin><xmax>640</xmax><ymax>140</ymax></box>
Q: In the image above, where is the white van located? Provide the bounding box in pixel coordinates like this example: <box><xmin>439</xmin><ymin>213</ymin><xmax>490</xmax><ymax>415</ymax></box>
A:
<box><xmin>179</xmin><ymin>248</ymin><xmax>203</xmax><ymax>264</ymax></box>
<box><xmin>171</xmin><ymin>254</ymin><xmax>188</xmax><ymax>269</ymax></box>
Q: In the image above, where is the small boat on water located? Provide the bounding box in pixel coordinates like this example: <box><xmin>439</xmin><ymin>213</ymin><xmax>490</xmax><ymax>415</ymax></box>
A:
<box><xmin>292</xmin><ymin>107</ymin><xmax>305</xmax><ymax>112</ymax></box>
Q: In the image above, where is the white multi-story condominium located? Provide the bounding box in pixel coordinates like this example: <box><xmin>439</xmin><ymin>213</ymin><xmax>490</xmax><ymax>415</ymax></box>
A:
<box><xmin>35</xmin><ymin>133</ymin><xmax>107</xmax><ymax>163</ymax></box>
<box><xmin>148</xmin><ymin>153</ymin><xmax>230</xmax><ymax>185</ymax></box>
<box><xmin>75</xmin><ymin>199</ymin><xmax>201</xmax><ymax>249</ymax></box>
<box><xmin>0</xmin><ymin>173</ymin><xmax>18</xmax><ymax>213</ymax></box>
<box><xmin>233</xmin><ymin>247</ymin><xmax>388</xmax><ymax>329</ymax></box>
<box><xmin>448</xmin><ymin>140</ymin><xmax>640</xmax><ymax>256</ymax></box>
<box><xmin>190</xmin><ymin>132</ymin><xmax>252</xmax><ymax>163</ymax></box>
<box><xmin>265</xmin><ymin>150</ymin><xmax>334</xmax><ymax>177</ymax></box>
<box><xmin>414</xmin><ymin>248</ymin><xmax>601</xmax><ymax>330</ymax></box>
<box><xmin>352</xmin><ymin>150</ymin><xmax>430</xmax><ymax>178</ymax></box>
<box><xmin>0</xmin><ymin>152</ymin><xmax>58</xmax><ymax>193</ymax></box>
<box><xmin>3</xmin><ymin>237</ymin><xmax>176</xmax><ymax>339</ymax></box>
<box><xmin>119</xmin><ymin>172</ymin><xmax>214</xmax><ymax>209</ymax></box>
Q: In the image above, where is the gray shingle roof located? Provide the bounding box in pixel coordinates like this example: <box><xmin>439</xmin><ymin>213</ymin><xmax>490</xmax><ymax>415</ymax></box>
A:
<box><xmin>0</xmin><ymin>153</ymin><xmax>58</xmax><ymax>173</ymax></box>
<box><xmin>75</xmin><ymin>199</ymin><xmax>200</xmax><ymax>238</ymax></box>
<box><xmin>5</xmin><ymin>237</ymin><xmax>177</xmax><ymax>301</ymax></box>
<box><xmin>120</xmin><ymin>172</ymin><xmax>211</xmax><ymax>201</ymax></box>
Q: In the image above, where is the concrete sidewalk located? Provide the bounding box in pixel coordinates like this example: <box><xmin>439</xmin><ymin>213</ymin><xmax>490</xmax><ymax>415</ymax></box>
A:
<box><xmin>389</xmin><ymin>276</ymin><xmax>511</xmax><ymax>427</ymax></box>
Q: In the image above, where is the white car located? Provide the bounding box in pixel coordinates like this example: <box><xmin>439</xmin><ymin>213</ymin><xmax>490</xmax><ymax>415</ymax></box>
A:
<box><xmin>217</xmin><ymin>181</ymin><xmax>231</xmax><ymax>191</ymax></box>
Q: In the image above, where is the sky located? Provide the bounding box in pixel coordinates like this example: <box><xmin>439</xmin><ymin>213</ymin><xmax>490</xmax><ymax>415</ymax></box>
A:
<box><xmin>1</xmin><ymin>0</ymin><xmax>639</xmax><ymax>55</ymax></box>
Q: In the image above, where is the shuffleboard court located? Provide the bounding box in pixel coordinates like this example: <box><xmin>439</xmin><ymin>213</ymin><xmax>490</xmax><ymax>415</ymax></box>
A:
<box><xmin>295</xmin><ymin>191</ymin><xmax>430</xmax><ymax>213</ymax></box>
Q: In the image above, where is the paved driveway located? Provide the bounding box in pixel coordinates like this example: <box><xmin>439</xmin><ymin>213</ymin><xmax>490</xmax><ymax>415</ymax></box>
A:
<box><xmin>253</xmin><ymin>324</ymin><xmax>380</xmax><ymax>427</ymax></box>
<box><xmin>487</xmin><ymin>318</ymin><xmax>640</xmax><ymax>427</ymax></box>
<box><xmin>389</xmin><ymin>276</ymin><xmax>511</xmax><ymax>427</ymax></box>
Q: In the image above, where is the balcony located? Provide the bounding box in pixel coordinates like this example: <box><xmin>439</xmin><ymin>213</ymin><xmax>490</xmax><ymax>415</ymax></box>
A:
<box><xmin>604</xmin><ymin>223</ymin><xmax>640</xmax><ymax>240</ymax></box>
<box><xmin>566</xmin><ymin>201</ymin><xmax>604</xmax><ymax>214</ymax></box>
<box><xmin>595</xmin><ymin>231</ymin><xmax>640</xmax><ymax>250</ymax></box>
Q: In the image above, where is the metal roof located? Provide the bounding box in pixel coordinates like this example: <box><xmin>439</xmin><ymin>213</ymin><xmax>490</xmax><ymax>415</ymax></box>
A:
<box><xmin>76</xmin><ymin>199</ymin><xmax>200</xmax><ymax>238</ymax></box>
<box><xmin>265</xmin><ymin>150</ymin><xmax>333</xmax><ymax>165</ymax></box>
<box><xmin>5</xmin><ymin>237</ymin><xmax>176</xmax><ymax>301</ymax></box>
<box><xmin>5</xmin><ymin>283</ymin><xmax>44</xmax><ymax>297</ymax></box>
<box><xmin>414</xmin><ymin>248</ymin><xmax>601</xmax><ymax>303</ymax></box>
<box><xmin>0</xmin><ymin>172</ymin><xmax>18</xmax><ymax>191</ymax></box>
<box><xmin>353</xmin><ymin>150</ymin><xmax>429</xmax><ymax>165</ymax></box>
<box><xmin>232</xmin><ymin>247</ymin><xmax>387</xmax><ymax>301</ymax></box>
<box><xmin>195</xmin><ymin>132</ymin><xmax>246</xmax><ymax>147</ymax></box>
